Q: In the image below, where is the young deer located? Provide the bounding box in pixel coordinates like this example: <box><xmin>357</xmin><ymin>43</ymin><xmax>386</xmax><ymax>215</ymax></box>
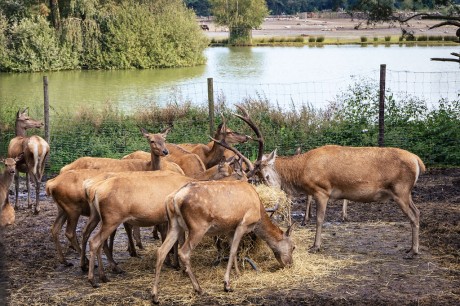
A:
<box><xmin>151</xmin><ymin>180</ymin><xmax>295</xmax><ymax>303</ymax></box>
<box><xmin>255</xmin><ymin>145</ymin><xmax>425</xmax><ymax>258</ymax></box>
<box><xmin>0</xmin><ymin>156</ymin><xmax>22</xmax><ymax>226</ymax></box>
<box><xmin>7</xmin><ymin>108</ymin><xmax>49</xmax><ymax>214</ymax></box>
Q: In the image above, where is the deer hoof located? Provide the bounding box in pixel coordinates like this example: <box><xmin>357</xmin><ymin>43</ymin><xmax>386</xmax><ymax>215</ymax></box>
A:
<box><xmin>308</xmin><ymin>246</ymin><xmax>320</xmax><ymax>253</ymax></box>
<box><xmin>89</xmin><ymin>279</ymin><xmax>99</xmax><ymax>288</ymax></box>
<box><xmin>33</xmin><ymin>209</ymin><xmax>40</xmax><ymax>215</ymax></box>
<box><xmin>152</xmin><ymin>295</ymin><xmax>160</xmax><ymax>304</ymax></box>
<box><xmin>63</xmin><ymin>261</ymin><xmax>74</xmax><ymax>267</ymax></box>
<box><xmin>100</xmin><ymin>275</ymin><xmax>110</xmax><ymax>283</ymax></box>
<box><xmin>403</xmin><ymin>249</ymin><xmax>419</xmax><ymax>259</ymax></box>
<box><xmin>224</xmin><ymin>281</ymin><xmax>233</xmax><ymax>292</ymax></box>
<box><xmin>111</xmin><ymin>265</ymin><xmax>124</xmax><ymax>274</ymax></box>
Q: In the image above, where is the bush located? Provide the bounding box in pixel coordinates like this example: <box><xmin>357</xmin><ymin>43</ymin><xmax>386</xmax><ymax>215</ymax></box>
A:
<box><xmin>428</xmin><ymin>35</ymin><xmax>443</xmax><ymax>41</ymax></box>
<box><xmin>443</xmin><ymin>35</ymin><xmax>458</xmax><ymax>42</ymax></box>
<box><xmin>373</xmin><ymin>37</ymin><xmax>378</xmax><ymax>42</ymax></box>
<box><xmin>384</xmin><ymin>36</ymin><xmax>391</xmax><ymax>42</ymax></box>
<box><xmin>293</xmin><ymin>36</ymin><xmax>304</xmax><ymax>43</ymax></box>
<box><xmin>308</xmin><ymin>37</ymin><xmax>315</xmax><ymax>43</ymax></box>
<box><xmin>417</xmin><ymin>35</ymin><xmax>428</xmax><ymax>41</ymax></box>
<box><xmin>315</xmin><ymin>36</ymin><xmax>324</xmax><ymax>43</ymax></box>
<box><xmin>360</xmin><ymin>36</ymin><xmax>368</xmax><ymax>42</ymax></box>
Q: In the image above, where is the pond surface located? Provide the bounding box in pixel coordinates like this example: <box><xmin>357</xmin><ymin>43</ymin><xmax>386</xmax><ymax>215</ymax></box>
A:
<box><xmin>0</xmin><ymin>45</ymin><xmax>458</xmax><ymax>113</ymax></box>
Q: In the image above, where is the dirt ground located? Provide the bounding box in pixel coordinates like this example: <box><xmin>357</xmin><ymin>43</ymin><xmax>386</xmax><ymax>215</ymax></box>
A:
<box><xmin>0</xmin><ymin>167</ymin><xmax>459</xmax><ymax>305</ymax></box>
<box><xmin>201</xmin><ymin>17</ymin><xmax>457</xmax><ymax>40</ymax></box>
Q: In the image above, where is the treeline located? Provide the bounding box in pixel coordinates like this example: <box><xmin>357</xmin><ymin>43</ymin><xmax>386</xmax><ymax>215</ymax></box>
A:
<box><xmin>0</xmin><ymin>0</ymin><xmax>208</xmax><ymax>72</ymax></box>
<box><xmin>186</xmin><ymin>0</ymin><xmax>459</xmax><ymax>16</ymax></box>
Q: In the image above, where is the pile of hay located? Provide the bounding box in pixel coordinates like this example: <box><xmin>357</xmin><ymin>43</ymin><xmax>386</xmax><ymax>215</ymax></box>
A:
<box><xmin>254</xmin><ymin>184</ymin><xmax>292</xmax><ymax>226</ymax></box>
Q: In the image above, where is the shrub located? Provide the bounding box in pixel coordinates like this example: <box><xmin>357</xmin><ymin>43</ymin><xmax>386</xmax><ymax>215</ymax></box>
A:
<box><xmin>428</xmin><ymin>35</ymin><xmax>443</xmax><ymax>41</ymax></box>
<box><xmin>308</xmin><ymin>37</ymin><xmax>315</xmax><ymax>43</ymax></box>
<box><xmin>417</xmin><ymin>35</ymin><xmax>428</xmax><ymax>41</ymax></box>
<box><xmin>384</xmin><ymin>36</ymin><xmax>391</xmax><ymax>42</ymax></box>
<box><xmin>443</xmin><ymin>35</ymin><xmax>458</xmax><ymax>42</ymax></box>
<box><xmin>315</xmin><ymin>36</ymin><xmax>324</xmax><ymax>43</ymax></box>
<box><xmin>360</xmin><ymin>36</ymin><xmax>368</xmax><ymax>42</ymax></box>
<box><xmin>373</xmin><ymin>37</ymin><xmax>378</xmax><ymax>42</ymax></box>
<box><xmin>294</xmin><ymin>36</ymin><xmax>304</xmax><ymax>43</ymax></box>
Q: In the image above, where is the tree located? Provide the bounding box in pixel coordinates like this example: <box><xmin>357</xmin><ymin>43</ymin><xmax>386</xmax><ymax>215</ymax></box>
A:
<box><xmin>210</xmin><ymin>0</ymin><xmax>269</xmax><ymax>45</ymax></box>
<box><xmin>350</xmin><ymin>0</ymin><xmax>460</xmax><ymax>64</ymax></box>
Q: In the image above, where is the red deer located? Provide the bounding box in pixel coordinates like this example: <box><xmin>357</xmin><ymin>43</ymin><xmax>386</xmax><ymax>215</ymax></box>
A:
<box><xmin>0</xmin><ymin>156</ymin><xmax>22</xmax><ymax>226</ymax></box>
<box><xmin>60</xmin><ymin>127</ymin><xmax>183</xmax><ymax>175</ymax></box>
<box><xmin>255</xmin><ymin>145</ymin><xmax>426</xmax><ymax>258</ymax></box>
<box><xmin>151</xmin><ymin>180</ymin><xmax>295</xmax><ymax>303</ymax></box>
<box><xmin>7</xmin><ymin>108</ymin><xmax>50</xmax><ymax>214</ymax></box>
<box><xmin>48</xmin><ymin>127</ymin><xmax>181</xmax><ymax>266</ymax></box>
<box><xmin>178</xmin><ymin>119</ymin><xmax>250</xmax><ymax>169</ymax></box>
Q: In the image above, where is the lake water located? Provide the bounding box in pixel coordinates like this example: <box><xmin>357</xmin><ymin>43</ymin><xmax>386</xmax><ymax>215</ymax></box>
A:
<box><xmin>0</xmin><ymin>45</ymin><xmax>459</xmax><ymax>113</ymax></box>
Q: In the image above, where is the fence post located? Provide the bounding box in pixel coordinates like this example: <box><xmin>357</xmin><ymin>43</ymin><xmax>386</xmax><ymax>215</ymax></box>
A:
<box><xmin>378</xmin><ymin>64</ymin><xmax>386</xmax><ymax>147</ymax></box>
<box><xmin>43</xmin><ymin>76</ymin><xmax>50</xmax><ymax>175</ymax></box>
<box><xmin>207</xmin><ymin>77</ymin><xmax>215</xmax><ymax>135</ymax></box>
<box><xmin>43</xmin><ymin>76</ymin><xmax>50</xmax><ymax>144</ymax></box>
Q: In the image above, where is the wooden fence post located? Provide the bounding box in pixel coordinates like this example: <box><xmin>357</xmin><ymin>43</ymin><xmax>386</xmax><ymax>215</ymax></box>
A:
<box><xmin>43</xmin><ymin>76</ymin><xmax>50</xmax><ymax>174</ymax></box>
<box><xmin>207</xmin><ymin>77</ymin><xmax>215</xmax><ymax>135</ymax></box>
<box><xmin>43</xmin><ymin>76</ymin><xmax>50</xmax><ymax>144</ymax></box>
<box><xmin>378</xmin><ymin>64</ymin><xmax>386</xmax><ymax>147</ymax></box>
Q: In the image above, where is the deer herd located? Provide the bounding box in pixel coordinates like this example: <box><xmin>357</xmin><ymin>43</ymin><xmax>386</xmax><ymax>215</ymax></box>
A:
<box><xmin>1</xmin><ymin>105</ymin><xmax>426</xmax><ymax>303</ymax></box>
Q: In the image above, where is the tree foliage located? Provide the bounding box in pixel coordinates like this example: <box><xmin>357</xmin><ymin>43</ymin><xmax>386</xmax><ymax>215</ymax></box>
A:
<box><xmin>0</xmin><ymin>0</ymin><xmax>208</xmax><ymax>71</ymax></box>
<box><xmin>210</xmin><ymin>0</ymin><xmax>269</xmax><ymax>44</ymax></box>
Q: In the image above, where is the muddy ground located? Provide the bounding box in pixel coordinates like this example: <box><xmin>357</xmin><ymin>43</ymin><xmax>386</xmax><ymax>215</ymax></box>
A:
<box><xmin>0</xmin><ymin>167</ymin><xmax>459</xmax><ymax>305</ymax></box>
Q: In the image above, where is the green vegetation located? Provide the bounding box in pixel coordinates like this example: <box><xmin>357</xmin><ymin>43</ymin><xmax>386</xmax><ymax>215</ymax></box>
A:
<box><xmin>210</xmin><ymin>0</ymin><xmax>269</xmax><ymax>45</ymax></box>
<box><xmin>0</xmin><ymin>0</ymin><xmax>208</xmax><ymax>72</ymax></box>
<box><xmin>1</xmin><ymin>79</ymin><xmax>458</xmax><ymax>173</ymax></box>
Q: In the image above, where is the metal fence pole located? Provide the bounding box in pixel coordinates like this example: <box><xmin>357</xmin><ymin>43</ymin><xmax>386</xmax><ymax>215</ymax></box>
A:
<box><xmin>207</xmin><ymin>77</ymin><xmax>215</xmax><ymax>136</ymax></box>
<box><xmin>378</xmin><ymin>64</ymin><xmax>386</xmax><ymax>147</ymax></box>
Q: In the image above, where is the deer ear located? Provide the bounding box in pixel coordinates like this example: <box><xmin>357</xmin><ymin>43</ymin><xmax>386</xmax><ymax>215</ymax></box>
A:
<box><xmin>161</xmin><ymin>127</ymin><xmax>171</xmax><ymax>138</ymax></box>
<box><xmin>15</xmin><ymin>153</ymin><xmax>24</xmax><ymax>162</ymax></box>
<box><xmin>285</xmin><ymin>222</ymin><xmax>295</xmax><ymax>237</ymax></box>
<box><xmin>139</xmin><ymin>127</ymin><xmax>149</xmax><ymax>138</ymax></box>
<box><xmin>265</xmin><ymin>149</ymin><xmax>277</xmax><ymax>166</ymax></box>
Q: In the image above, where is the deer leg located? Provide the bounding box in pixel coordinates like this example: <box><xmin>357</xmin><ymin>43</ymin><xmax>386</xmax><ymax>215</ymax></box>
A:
<box><xmin>80</xmin><ymin>213</ymin><xmax>100</xmax><ymax>272</ymax></box>
<box><xmin>64</xmin><ymin>214</ymin><xmax>82</xmax><ymax>255</ymax></box>
<box><xmin>309</xmin><ymin>193</ymin><xmax>329</xmax><ymax>253</ymax></box>
<box><xmin>302</xmin><ymin>195</ymin><xmax>314</xmax><ymax>226</ymax></box>
<box><xmin>33</xmin><ymin>174</ymin><xmax>40</xmax><ymax>214</ymax></box>
<box><xmin>133</xmin><ymin>225</ymin><xmax>144</xmax><ymax>249</ymax></box>
<box><xmin>88</xmin><ymin>222</ymin><xmax>118</xmax><ymax>288</ymax></box>
<box><xmin>103</xmin><ymin>237</ymin><xmax>123</xmax><ymax>274</ymax></box>
<box><xmin>179</xmin><ymin>227</ymin><xmax>208</xmax><ymax>295</ymax></box>
<box><xmin>151</xmin><ymin>220</ymin><xmax>183</xmax><ymax>304</ymax></box>
<box><xmin>51</xmin><ymin>208</ymin><xmax>72</xmax><ymax>266</ymax></box>
<box><xmin>224</xmin><ymin>227</ymin><xmax>246</xmax><ymax>292</ymax></box>
<box><xmin>341</xmin><ymin>199</ymin><xmax>349</xmax><ymax>222</ymax></box>
<box><xmin>152</xmin><ymin>225</ymin><xmax>160</xmax><ymax>240</ymax></box>
<box><xmin>26</xmin><ymin>172</ymin><xmax>31</xmax><ymax>209</ymax></box>
<box><xmin>394</xmin><ymin>194</ymin><xmax>420</xmax><ymax>259</ymax></box>
<box><xmin>14</xmin><ymin>172</ymin><xmax>20</xmax><ymax>209</ymax></box>
<box><xmin>123</xmin><ymin>223</ymin><xmax>138</xmax><ymax>257</ymax></box>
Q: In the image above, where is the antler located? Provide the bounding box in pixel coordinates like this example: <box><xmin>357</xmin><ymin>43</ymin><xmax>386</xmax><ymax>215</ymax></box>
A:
<box><xmin>232</xmin><ymin>104</ymin><xmax>265</xmax><ymax>177</ymax></box>
<box><xmin>210</xmin><ymin>137</ymin><xmax>254</xmax><ymax>173</ymax></box>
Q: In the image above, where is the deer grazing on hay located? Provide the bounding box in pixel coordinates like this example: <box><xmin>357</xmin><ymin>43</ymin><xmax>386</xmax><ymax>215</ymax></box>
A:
<box><xmin>0</xmin><ymin>156</ymin><xmax>22</xmax><ymax>227</ymax></box>
<box><xmin>255</xmin><ymin>145</ymin><xmax>426</xmax><ymax>259</ymax></box>
<box><xmin>7</xmin><ymin>108</ymin><xmax>50</xmax><ymax>214</ymax></box>
<box><xmin>83</xmin><ymin>106</ymin><xmax>267</xmax><ymax>288</ymax></box>
<box><xmin>151</xmin><ymin>180</ymin><xmax>295</xmax><ymax>303</ymax></box>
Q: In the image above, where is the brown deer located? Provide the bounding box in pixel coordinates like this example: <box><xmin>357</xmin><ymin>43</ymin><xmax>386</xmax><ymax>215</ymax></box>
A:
<box><xmin>255</xmin><ymin>145</ymin><xmax>426</xmax><ymax>259</ymax></box>
<box><xmin>178</xmin><ymin>119</ymin><xmax>250</xmax><ymax>169</ymax></box>
<box><xmin>122</xmin><ymin>145</ymin><xmax>206</xmax><ymax>178</ymax></box>
<box><xmin>84</xmin><ymin>106</ymin><xmax>263</xmax><ymax>287</ymax></box>
<box><xmin>151</xmin><ymin>180</ymin><xmax>295</xmax><ymax>303</ymax></box>
<box><xmin>0</xmin><ymin>156</ymin><xmax>22</xmax><ymax>226</ymax></box>
<box><xmin>7</xmin><ymin>108</ymin><xmax>50</xmax><ymax>214</ymax></box>
<box><xmin>294</xmin><ymin>147</ymin><xmax>349</xmax><ymax>225</ymax></box>
<box><xmin>59</xmin><ymin>127</ymin><xmax>183</xmax><ymax>175</ymax></box>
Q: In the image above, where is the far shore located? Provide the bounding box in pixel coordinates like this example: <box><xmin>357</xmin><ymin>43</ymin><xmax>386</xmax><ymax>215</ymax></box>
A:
<box><xmin>199</xmin><ymin>17</ymin><xmax>459</xmax><ymax>45</ymax></box>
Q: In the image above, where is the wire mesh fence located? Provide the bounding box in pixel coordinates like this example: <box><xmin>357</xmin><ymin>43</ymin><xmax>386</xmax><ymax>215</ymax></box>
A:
<box><xmin>0</xmin><ymin>68</ymin><xmax>459</xmax><ymax>173</ymax></box>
